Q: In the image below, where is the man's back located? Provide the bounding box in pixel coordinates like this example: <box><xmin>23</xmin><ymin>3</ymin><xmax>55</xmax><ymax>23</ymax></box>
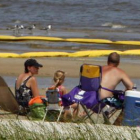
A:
<box><xmin>100</xmin><ymin>65</ymin><xmax>133</xmax><ymax>100</ymax></box>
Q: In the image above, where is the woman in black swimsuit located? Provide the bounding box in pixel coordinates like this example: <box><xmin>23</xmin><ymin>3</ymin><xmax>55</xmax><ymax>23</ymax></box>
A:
<box><xmin>15</xmin><ymin>59</ymin><xmax>43</xmax><ymax>107</ymax></box>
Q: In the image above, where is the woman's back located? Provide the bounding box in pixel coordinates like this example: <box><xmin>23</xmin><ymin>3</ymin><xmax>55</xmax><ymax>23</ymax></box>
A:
<box><xmin>15</xmin><ymin>59</ymin><xmax>43</xmax><ymax>107</ymax></box>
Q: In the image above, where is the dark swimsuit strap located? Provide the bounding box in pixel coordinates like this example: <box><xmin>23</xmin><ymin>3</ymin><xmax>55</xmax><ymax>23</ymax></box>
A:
<box><xmin>23</xmin><ymin>76</ymin><xmax>32</xmax><ymax>85</ymax></box>
<box><xmin>15</xmin><ymin>76</ymin><xmax>32</xmax><ymax>91</ymax></box>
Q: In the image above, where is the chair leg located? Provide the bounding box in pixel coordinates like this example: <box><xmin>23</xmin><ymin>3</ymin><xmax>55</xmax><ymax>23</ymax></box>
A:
<box><xmin>82</xmin><ymin>105</ymin><xmax>97</xmax><ymax>121</ymax></box>
<box><xmin>81</xmin><ymin>104</ymin><xmax>95</xmax><ymax>124</ymax></box>
<box><xmin>102</xmin><ymin>110</ymin><xmax>111</xmax><ymax>125</ymax></box>
<box><xmin>42</xmin><ymin>110</ymin><xmax>48</xmax><ymax>122</ymax></box>
<box><xmin>16</xmin><ymin>113</ymin><xmax>19</xmax><ymax>119</ymax></box>
<box><xmin>25</xmin><ymin>109</ymin><xmax>30</xmax><ymax>120</ymax></box>
<box><xmin>16</xmin><ymin>105</ymin><xmax>22</xmax><ymax>119</ymax></box>
<box><xmin>113</xmin><ymin>109</ymin><xmax>123</xmax><ymax>125</ymax></box>
<box><xmin>57</xmin><ymin>107</ymin><xmax>64</xmax><ymax>122</ymax></box>
<box><xmin>95</xmin><ymin>103</ymin><xmax>102</xmax><ymax>123</ymax></box>
<box><xmin>69</xmin><ymin>106</ymin><xmax>73</xmax><ymax>117</ymax></box>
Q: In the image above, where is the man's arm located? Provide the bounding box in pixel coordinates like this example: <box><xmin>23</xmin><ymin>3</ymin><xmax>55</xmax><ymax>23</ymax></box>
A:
<box><xmin>121</xmin><ymin>71</ymin><xmax>134</xmax><ymax>90</ymax></box>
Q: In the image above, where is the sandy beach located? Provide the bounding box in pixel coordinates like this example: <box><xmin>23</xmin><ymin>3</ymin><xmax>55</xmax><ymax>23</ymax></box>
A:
<box><xmin>0</xmin><ymin>57</ymin><xmax>140</xmax><ymax>78</ymax></box>
<box><xmin>0</xmin><ymin>57</ymin><xmax>139</xmax><ymax>127</ymax></box>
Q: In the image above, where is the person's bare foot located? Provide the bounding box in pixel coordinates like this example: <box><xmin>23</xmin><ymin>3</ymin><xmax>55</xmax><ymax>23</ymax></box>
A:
<box><xmin>78</xmin><ymin>111</ymin><xmax>86</xmax><ymax>118</ymax></box>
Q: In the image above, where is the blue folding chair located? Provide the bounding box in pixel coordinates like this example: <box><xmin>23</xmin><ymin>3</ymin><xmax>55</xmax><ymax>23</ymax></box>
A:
<box><xmin>42</xmin><ymin>89</ymin><xmax>64</xmax><ymax>122</ymax></box>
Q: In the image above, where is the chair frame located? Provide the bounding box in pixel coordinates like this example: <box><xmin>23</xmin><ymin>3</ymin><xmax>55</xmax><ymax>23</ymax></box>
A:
<box><xmin>62</xmin><ymin>64</ymin><xmax>124</xmax><ymax>124</ymax></box>
<box><xmin>80</xmin><ymin>100</ymin><xmax>123</xmax><ymax>124</ymax></box>
<box><xmin>0</xmin><ymin>76</ymin><xmax>30</xmax><ymax>119</ymax></box>
<box><xmin>42</xmin><ymin>89</ymin><xmax>64</xmax><ymax>122</ymax></box>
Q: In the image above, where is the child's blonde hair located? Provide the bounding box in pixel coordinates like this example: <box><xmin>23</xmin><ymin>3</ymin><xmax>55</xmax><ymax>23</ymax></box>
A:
<box><xmin>53</xmin><ymin>70</ymin><xmax>65</xmax><ymax>87</ymax></box>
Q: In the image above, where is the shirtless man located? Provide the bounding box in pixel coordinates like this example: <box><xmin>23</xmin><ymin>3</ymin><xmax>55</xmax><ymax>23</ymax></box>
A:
<box><xmin>100</xmin><ymin>52</ymin><xmax>134</xmax><ymax>99</ymax></box>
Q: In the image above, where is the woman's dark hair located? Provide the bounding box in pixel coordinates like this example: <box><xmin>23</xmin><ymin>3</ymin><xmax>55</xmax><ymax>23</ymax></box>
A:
<box><xmin>25</xmin><ymin>66</ymin><xmax>29</xmax><ymax>73</ymax></box>
<box><xmin>24</xmin><ymin>59</ymin><xmax>43</xmax><ymax>73</ymax></box>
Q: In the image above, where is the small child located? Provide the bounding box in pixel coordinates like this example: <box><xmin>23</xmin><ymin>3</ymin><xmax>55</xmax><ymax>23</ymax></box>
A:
<box><xmin>47</xmin><ymin>70</ymin><xmax>74</xmax><ymax>121</ymax></box>
<box><xmin>48</xmin><ymin>70</ymin><xmax>66</xmax><ymax>96</ymax></box>
<box><xmin>46</xmin><ymin>70</ymin><xmax>67</xmax><ymax>106</ymax></box>
<box><xmin>47</xmin><ymin>70</ymin><xmax>75</xmax><ymax>121</ymax></box>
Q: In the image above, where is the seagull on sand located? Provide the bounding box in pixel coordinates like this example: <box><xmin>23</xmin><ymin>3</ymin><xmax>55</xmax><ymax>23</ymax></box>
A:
<box><xmin>13</xmin><ymin>25</ymin><xmax>25</xmax><ymax>36</ymax></box>
<box><xmin>13</xmin><ymin>24</ymin><xmax>20</xmax><ymax>36</ymax></box>
<box><xmin>19</xmin><ymin>25</ymin><xmax>24</xmax><ymax>29</ymax></box>
<box><xmin>28</xmin><ymin>24</ymin><xmax>36</xmax><ymax>34</ymax></box>
<box><xmin>47</xmin><ymin>25</ymin><xmax>51</xmax><ymax>31</ymax></box>
<box><xmin>41</xmin><ymin>25</ymin><xmax>51</xmax><ymax>31</ymax></box>
<box><xmin>28</xmin><ymin>24</ymin><xmax>36</xmax><ymax>30</ymax></box>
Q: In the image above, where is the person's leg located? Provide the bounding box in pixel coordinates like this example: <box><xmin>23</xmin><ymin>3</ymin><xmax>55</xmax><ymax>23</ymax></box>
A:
<box><xmin>71</xmin><ymin>103</ymin><xmax>79</xmax><ymax>119</ymax></box>
<box><xmin>63</xmin><ymin>106</ymin><xmax>72</xmax><ymax>121</ymax></box>
<box><xmin>63</xmin><ymin>103</ymin><xmax>79</xmax><ymax>121</ymax></box>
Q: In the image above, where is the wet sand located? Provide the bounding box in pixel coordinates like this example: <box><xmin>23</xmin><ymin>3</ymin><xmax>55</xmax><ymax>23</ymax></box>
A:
<box><xmin>0</xmin><ymin>57</ymin><xmax>140</xmax><ymax>78</ymax></box>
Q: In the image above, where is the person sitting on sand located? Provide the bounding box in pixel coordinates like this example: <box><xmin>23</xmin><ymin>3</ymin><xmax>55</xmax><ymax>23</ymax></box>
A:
<box><xmin>47</xmin><ymin>70</ymin><xmax>77</xmax><ymax>120</ymax></box>
<box><xmin>75</xmin><ymin>52</ymin><xmax>134</xmax><ymax>118</ymax></box>
<box><xmin>15</xmin><ymin>59</ymin><xmax>43</xmax><ymax>107</ymax></box>
<box><xmin>47</xmin><ymin>70</ymin><xmax>67</xmax><ymax>97</ymax></box>
<box><xmin>100</xmin><ymin>52</ymin><xmax>134</xmax><ymax>99</ymax></box>
<box><xmin>46</xmin><ymin>70</ymin><xmax>69</xmax><ymax>117</ymax></box>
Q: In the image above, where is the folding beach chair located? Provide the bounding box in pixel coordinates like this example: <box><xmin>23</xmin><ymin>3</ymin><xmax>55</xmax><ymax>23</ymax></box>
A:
<box><xmin>0</xmin><ymin>76</ymin><xmax>19</xmax><ymax>114</ymax></box>
<box><xmin>42</xmin><ymin>89</ymin><xmax>64</xmax><ymax>122</ymax></box>
<box><xmin>0</xmin><ymin>76</ymin><xmax>30</xmax><ymax>118</ymax></box>
<box><xmin>62</xmin><ymin>64</ymin><xmax>124</xmax><ymax>124</ymax></box>
<box><xmin>81</xmin><ymin>89</ymin><xmax>124</xmax><ymax>124</ymax></box>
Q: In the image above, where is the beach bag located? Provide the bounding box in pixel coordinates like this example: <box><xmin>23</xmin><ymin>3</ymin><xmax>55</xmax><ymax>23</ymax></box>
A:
<box><xmin>29</xmin><ymin>96</ymin><xmax>46</xmax><ymax>119</ymax></box>
<box><xmin>29</xmin><ymin>103</ymin><xmax>46</xmax><ymax>119</ymax></box>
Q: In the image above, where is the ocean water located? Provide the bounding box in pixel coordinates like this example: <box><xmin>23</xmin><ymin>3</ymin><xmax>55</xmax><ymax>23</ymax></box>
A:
<box><xmin>0</xmin><ymin>0</ymin><xmax>140</xmax><ymax>33</ymax></box>
<box><xmin>0</xmin><ymin>0</ymin><xmax>140</xmax><ymax>87</ymax></box>
<box><xmin>0</xmin><ymin>0</ymin><xmax>140</xmax><ymax>53</ymax></box>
